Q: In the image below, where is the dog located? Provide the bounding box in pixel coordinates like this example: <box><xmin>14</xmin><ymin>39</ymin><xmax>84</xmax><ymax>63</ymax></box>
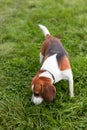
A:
<box><xmin>31</xmin><ymin>24</ymin><xmax>74</xmax><ymax>105</ymax></box>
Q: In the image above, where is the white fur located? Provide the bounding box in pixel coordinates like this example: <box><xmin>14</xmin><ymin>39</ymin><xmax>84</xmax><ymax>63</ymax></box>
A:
<box><xmin>41</xmin><ymin>54</ymin><xmax>60</xmax><ymax>83</ymax></box>
<box><xmin>31</xmin><ymin>94</ymin><xmax>43</xmax><ymax>105</ymax></box>
<box><xmin>68</xmin><ymin>75</ymin><xmax>74</xmax><ymax>97</ymax></box>
<box><xmin>31</xmin><ymin>85</ymin><xmax>34</xmax><ymax>91</ymax></box>
<box><xmin>38</xmin><ymin>24</ymin><xmax>50</xmax><ymax>37</ymax></box>
<box><xmin>40</xmin><ymin>54</ymin><xmax>74</xmax><ymax>97</ymax></box>
<box><xmin>40</xmin><ymin>52</ymin><xmax>43</xmax><ymax>63</ymax></box>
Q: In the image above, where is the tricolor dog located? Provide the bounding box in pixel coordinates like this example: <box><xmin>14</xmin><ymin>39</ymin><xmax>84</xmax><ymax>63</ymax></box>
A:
<box><xmin>31</xmin><ymin>24</ymin><xmax>74</xmax><ymax>105</ymax></box>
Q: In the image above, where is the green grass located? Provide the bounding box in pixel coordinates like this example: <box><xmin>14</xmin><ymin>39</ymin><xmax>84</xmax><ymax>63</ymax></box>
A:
<box><xmin>0</xmin><ymin>0</ymin><xmax>87</xmax><ymax>129</ymax></box>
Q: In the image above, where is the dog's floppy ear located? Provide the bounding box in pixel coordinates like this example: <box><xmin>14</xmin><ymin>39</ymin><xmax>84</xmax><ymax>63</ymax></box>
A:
<box><xmin>42</xmin><ymin>84</ymin><xmax>56</xmax><ymax>102</ymax></box>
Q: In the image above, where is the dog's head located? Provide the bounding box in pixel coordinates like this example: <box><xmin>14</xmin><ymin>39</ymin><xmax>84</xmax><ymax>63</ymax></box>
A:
<box><xmin>31</xmin><ymin>76</ymin><xmax>56</xmax><ymax>105</ymax></box>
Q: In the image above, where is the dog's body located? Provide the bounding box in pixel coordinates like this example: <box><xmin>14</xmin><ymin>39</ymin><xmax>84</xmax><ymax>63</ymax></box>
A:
<box><xmin>31</xmin><ymin>24</ymin><xmax>74</xmax><ymax>105</ymax></box>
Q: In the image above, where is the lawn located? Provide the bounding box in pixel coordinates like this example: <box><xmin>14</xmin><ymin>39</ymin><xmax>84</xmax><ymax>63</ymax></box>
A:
<box><xmin>0</xmin><ymin>0</ymin><xmax>87</xmax><ymax>130</ymax></box>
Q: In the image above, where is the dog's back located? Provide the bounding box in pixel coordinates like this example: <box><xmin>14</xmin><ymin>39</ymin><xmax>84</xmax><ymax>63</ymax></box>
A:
<box><xmin>41</xmin><ymin>35</ymin><xmax>68</xmax><ymax>63</ymax></box>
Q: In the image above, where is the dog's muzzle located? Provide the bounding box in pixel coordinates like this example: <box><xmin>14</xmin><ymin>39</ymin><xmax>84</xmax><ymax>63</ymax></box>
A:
<box><xmin>31</xmin><ymin>94</ymin><xmax>43</xmax><ymax>105</ymax></box>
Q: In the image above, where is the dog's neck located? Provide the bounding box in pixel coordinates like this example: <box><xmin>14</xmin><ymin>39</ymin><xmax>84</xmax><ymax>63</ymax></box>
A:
<box><xmin>39</xmin><ymin>70</ymin><xmax>54</xmax><ymax>84</ymax></box>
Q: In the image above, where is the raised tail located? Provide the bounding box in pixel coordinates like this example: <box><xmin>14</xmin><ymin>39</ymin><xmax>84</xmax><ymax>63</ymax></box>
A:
<box><xmin>38</xmin><ymin>24</ymin><xmax>50</xmax><ymax>37</ymax></box>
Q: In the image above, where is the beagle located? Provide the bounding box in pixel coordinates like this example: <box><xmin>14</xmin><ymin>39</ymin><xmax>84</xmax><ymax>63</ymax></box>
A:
<box><xmin>31</xmin><ymin>24</ymin><xmax>74</xmax><ymax>105</ymax></box>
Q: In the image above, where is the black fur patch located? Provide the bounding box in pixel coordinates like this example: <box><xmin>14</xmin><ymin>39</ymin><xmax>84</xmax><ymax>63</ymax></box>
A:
<box><xmin>45</xmin><ymin>38</ymin><xmax>68</xmax><ymax>63</ymax></box>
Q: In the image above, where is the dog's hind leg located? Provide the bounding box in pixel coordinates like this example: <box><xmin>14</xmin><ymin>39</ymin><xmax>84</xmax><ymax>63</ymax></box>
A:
<box><xmin>68</xmin><ymin>73</ymin><xmax>74</xmax><ymax>97</ymax></box>
<box><xmin>40</xmin><ymin>52</ymin><xmax>44</xmax><ymax>64</ymax></box>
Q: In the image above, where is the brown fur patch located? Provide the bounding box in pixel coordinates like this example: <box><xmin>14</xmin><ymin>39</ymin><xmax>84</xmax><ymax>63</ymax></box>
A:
<box><xmin>59</xmin><ymin>55</ymin><xmax>71</xmax><ymax>70</ymax></box>
<box><xmin>42</xmin><ymin>84</ymin><xmax>56</xmax><ymax>102</ymax></box>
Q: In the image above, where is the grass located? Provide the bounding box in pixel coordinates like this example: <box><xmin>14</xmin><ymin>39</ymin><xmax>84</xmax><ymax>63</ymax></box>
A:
<box><xmin>0</xmin><ymin>0</ymin><xmax>87</xmax><ymax>129</ymax></box>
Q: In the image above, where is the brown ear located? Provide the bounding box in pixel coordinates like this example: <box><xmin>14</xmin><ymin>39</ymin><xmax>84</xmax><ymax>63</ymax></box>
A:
<box><xmin>42</xmin><ymin>85</ymin><xmax>56</xmax><ymax>102</ymax></box>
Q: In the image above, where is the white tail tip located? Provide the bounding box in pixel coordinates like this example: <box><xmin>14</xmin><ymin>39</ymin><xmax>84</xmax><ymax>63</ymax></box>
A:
<box><xmin>38</xmin><ymin>24</ymin><xmax>50</xmax><ymax>37</ymax></box>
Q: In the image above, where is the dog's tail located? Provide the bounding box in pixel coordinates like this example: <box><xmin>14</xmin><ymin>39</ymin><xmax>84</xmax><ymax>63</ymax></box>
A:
<box><xmin>38</xmin><ymin>24</ymin><xmax>50</xmax><ymax>37</ymax></box>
